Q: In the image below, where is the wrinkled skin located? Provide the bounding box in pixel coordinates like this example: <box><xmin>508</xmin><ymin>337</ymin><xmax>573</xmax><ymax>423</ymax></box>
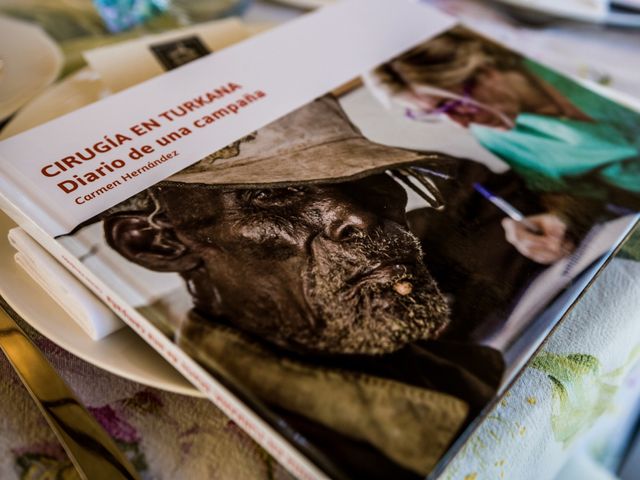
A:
<box><xmin>109</xmin><ymin>174</ymin><xmax>450</xmax><ymax>355</ymax></box>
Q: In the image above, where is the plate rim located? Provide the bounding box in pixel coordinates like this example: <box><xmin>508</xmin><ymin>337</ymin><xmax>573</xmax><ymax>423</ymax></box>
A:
<box><xmin>0</xmin><ymin>212</ymin><xmax>203</xmax><ymax>397</ymax></box>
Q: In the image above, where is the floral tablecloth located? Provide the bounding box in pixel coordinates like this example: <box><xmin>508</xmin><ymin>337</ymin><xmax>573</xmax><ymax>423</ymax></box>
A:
<box><xmin>440</xmin><ymin>234</ymin><xmax>640</xmax><ymax>480</ymax></box>
<box><xmin>0</xmin><ymin>318</ymin><xmax>295</xmax><ymax>480</ymax></box>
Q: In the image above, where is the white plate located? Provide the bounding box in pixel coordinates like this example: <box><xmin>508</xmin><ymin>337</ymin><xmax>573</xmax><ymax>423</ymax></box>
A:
<box><xmin>0</xmin><ymin>210</ymin><xmax>202</xmax><ymax>397</ymax></box>
<box><xmin>269</xmin><ymin>0</ymin><xmax>335</xmax><ymax>10</ymax></box>
<box><xmin>494</xmin><ymin>0</ymin><xmax>640</xmax><ymax>26</ymax></box>
<box><xmin>0</xmin><ymin>67</ymin><xmax>108</xmax><ymax>140</ymax></box>
<box><xmin>0</xmin><ymin>16</ymin><xmax>63</xmax><ymax>122</ymax></box>
<box><xmin>270</xmin><ymin>0</ymin><xmax>640</xmax><ymax>26</ymax></box>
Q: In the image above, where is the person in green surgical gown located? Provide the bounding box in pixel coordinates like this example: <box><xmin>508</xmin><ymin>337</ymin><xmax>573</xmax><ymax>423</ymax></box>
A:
<box><xmin>365</xmin><ymin>26</ymin><xmax>640</xmax><ymax>205</ymax></box>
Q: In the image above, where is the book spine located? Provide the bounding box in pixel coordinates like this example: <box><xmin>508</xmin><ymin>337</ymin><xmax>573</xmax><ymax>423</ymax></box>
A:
<box><xmin>0</xmin><ymin>189</ymin><xmax>328</xmax><ymax>480</ymax></box>
<box><xmin>0</xmin><ymin>159</ymin><xmax>68</xmax><ymax>235</ymax></box>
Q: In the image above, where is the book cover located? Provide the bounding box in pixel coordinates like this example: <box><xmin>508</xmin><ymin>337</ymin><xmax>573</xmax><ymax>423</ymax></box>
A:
<box><xmin>0</xmin><ymin>1</ymin><xmax>638</xmax><ymax>478</ymax></box>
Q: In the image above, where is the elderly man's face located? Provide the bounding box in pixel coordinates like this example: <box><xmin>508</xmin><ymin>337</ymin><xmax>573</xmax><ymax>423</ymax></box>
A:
<box><xmin>153</xmin><ymin>173</ymin><xmax>449</xmax><ymax>355</ymax></box>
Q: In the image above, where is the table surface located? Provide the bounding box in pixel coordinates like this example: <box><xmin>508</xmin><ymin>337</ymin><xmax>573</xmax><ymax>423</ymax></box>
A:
<box><xmin>1</xmin><ymin>1</ymin><xmax>639</xmax><ymax>479</ymax></box>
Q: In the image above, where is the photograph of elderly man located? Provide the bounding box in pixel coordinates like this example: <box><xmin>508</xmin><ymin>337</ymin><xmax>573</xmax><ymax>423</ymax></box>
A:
<box><xmin>77</xmin><ymin>93</ymin><xmax>626</xmax><ymax>479</ymax></box>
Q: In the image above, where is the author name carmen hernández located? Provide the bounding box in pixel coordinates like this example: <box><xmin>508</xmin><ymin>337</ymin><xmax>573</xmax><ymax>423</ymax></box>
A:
<box><xmin>37</xmin><ymin>82</ymin><xmax>267</xmax><ymax>205</ymax></box>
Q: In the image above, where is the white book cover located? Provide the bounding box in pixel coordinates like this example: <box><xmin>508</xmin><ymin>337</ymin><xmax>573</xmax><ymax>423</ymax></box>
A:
<box><xmin>1</xmin><ymin>1</ymin><xmax>639</xmax><ymax>478</ymax></box>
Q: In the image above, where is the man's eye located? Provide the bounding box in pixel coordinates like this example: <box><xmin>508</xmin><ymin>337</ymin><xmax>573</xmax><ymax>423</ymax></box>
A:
<box><xmin>245</xmin><ymin>187</ymin><xmax>306</xmax><ymax>206</ymax></box>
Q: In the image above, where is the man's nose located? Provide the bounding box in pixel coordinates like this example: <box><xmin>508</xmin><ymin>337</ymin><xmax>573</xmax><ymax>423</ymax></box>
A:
<box><xmin>324</xmin><ymin>207</ymin><xmax>377</xmax><ymax>242</ymax></box>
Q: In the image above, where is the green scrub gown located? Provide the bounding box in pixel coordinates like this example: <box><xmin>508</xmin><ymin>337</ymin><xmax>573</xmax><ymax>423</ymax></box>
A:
<box><xmin>471</xmin><ymin>113</ymin><xmax>640</xmax><ymax>197</ymax></box>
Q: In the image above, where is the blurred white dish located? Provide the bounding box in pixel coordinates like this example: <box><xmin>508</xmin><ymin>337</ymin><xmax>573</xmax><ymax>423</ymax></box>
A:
<box><xmin>0</xmin><ymin>16</ymin><xmax>63</xmax><ymax>122</ymax></box>
<box><xmin>269</xmin><ymin>0</ymin><xmax>335</xmax><ymax>10</ymax></box>
<box><xmin>0</xmin><ymin>67</ymin><xmax>107</xmax><ymax>140</ymax></box>
<box><xmin>495</xmin><ymin>0</ymin><xmax>608</xmax><ymax>22</ymax></box>
<box><xmin>0</xmin><ymin>210</ymin><xmax>202</xmax><ymax>397</ymax></box>
<box><xmin>494</xmin><ymin>0</ymin><xmax>640</xmax><ymax>26</ymax></box>
<box><xmin>614</xmin><ymin>0</ymin><xmax>640</xmax><ymax>8</ymax></box>
<box><xmin>270</xmin><ymin>0</ymin><xmax>640</xmax><ymax>26</ymax></box>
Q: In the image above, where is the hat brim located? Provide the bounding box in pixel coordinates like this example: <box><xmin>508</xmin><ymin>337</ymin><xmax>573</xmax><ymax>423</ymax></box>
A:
<box><xmin>166</xmin><ymin>136</ymin><xmax>445</xmax><ymax>188</ymax></box>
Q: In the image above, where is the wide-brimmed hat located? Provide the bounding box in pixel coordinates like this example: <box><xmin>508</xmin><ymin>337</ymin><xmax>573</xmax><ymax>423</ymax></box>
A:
<box><xmin>84</xmin><ymin>95</ymin><xmax>450</xmax><ymax>226</ymax></box>
<box><xmin>164</xmin><ymin>95</ymin><xmax>444</xmax><ymax>188</ymax></box>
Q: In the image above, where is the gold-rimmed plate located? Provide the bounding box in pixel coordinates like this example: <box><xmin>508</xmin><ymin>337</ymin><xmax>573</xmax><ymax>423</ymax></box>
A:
<box><xmin>0</xmin><ymin>16</ymin><xmax>63</xmax><ymax>122</ymax></box>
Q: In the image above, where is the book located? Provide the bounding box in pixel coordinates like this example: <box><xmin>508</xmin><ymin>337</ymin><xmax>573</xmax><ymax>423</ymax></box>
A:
<box><xmin>1</xmin><ymin>1</ymin><xmax>639</xmax><ymax>477</ymax></box>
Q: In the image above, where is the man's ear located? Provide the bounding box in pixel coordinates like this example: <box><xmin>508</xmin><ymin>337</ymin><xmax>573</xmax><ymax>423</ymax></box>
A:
<box><xmin>103</xmin><ymin>214</ymin><xmax>201</xmax><ymax>273</ymax></box>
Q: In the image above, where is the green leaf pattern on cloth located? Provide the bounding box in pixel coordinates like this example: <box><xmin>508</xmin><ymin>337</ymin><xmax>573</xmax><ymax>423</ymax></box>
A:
<box><xmin>532</xmin><ymin>353</ymin><xmax>616</xmax><ymax>446</ymax></box>
<box><xmin>440</xmin><ymin>252</ymin><xmax>640</xmax><ymax>480</ymax></box>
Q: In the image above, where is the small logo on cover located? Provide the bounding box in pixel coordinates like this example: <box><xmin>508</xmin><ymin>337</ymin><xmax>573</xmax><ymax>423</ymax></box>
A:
<box><xmin>150</xmin><ymin>36</ymin><xmax>211</xmax><ymax>71</ymax></box>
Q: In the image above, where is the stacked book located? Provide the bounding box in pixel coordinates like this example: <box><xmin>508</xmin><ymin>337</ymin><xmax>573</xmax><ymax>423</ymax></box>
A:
<box><xmin>1</xmin><ymin>1</ymin><xmax>639</xmax><ymax>478</ymax></box>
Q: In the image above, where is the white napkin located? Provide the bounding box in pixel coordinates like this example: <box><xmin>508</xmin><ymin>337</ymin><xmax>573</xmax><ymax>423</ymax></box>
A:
<box><xmin>495</xmin><ymin>0</ymin><xmax>609</xmax><ymax>22</ymax></box>
<box><xmin>8</xmin><ymin>228</ymin><xmax>123</xmax><ymax>340</ymax></box>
